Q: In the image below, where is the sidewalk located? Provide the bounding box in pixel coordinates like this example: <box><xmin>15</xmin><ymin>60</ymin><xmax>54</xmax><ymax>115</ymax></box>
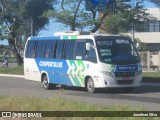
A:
<box><xmin>0</xmin><ymin>74</ymin><xmax>24</xmax><ymax>78</ymax></box>
<box><xmin>4</xmin><ymin>61</ymin><xmax>18</xmax><ymax>68</ymax></box>
<box><xmin>1</xmin><ymin>61</ymin><xmax>24</xmax><ymax>68</ymax></box>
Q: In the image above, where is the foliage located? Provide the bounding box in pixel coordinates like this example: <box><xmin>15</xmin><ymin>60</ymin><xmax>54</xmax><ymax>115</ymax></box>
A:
<box><xmin>0</xmin><ymin>0</ymin><xmax>54</xmax><ymax>37</ymax></box>
<box><xmin>49</xmin><ymin>0</ymin><xmax>152</xmax><ymax>34</ymax></box>
<box><xmin>0</xmin><ymin>0</ymin><xmax>55</xmax><ymax>66</ymax></box>
<box><xmin>101</xmin><ymin>3</ymin><xmax>151</xmax><ymax>34</ymax></box>
<box><xmin>0</xmin><ymin>66</ymin><xmax>23</xmax><ymax>75</ymax></box>
<box><xmin>0</xmin><ymin>96</ymin><xmax>151</xmax><ymax>119</ymax></box>
<box><xmin>47</xmin><ymin>0</ymin><xmax>96</xmax><ymax>31</ymax></box>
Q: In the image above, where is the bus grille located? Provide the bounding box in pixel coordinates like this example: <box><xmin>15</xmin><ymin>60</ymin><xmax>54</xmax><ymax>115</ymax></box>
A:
<box><xmin>117</xmin><ymin>80</ymin><xmax>133</xmax><ymax>84</ymax></box>
<box><xmin>115</xmin><ymin>72</ymin><xmax>135</xmax><ymax>77</ymax></box>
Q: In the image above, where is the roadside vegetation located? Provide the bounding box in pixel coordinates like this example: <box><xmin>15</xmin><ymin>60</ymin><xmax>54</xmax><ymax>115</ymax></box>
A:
<box><xmin>0</xmin><ymin>96</ymin><xmax>143</xmax><ymax>111</ymax></box>
<box><xmin>142</xmin><ymin>72</ymin><xmax>160</xmax><ymax>83</ymax></box>
<box><xmin>0</xmin><ymin>95</ymin><xmax>159</xmax><ymax>120</ymax></box>
<box><xmin>0</xmin><ymin>66</ymin><xmax>23</xmax><ymax>75</ymax></box>
<box><xmin>143</xmin><ymin>72</ymin><xmax>160</xmax><ymax>78</ymax></box>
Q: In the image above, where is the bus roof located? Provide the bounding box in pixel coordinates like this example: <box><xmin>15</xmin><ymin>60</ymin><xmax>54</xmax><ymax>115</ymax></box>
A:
<box><xmin>28</xmin><ymin>31</ymin><xmax>123</xmax><ymax>41</ymax></box>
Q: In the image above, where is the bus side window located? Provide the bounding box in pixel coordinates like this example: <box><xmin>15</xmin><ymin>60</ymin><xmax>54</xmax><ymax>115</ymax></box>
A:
<box><xmin>75</xmin><ymin>42</ymin><xmax>86</xmax><ymax>60</ymax></box>
<box><xmin>55</xmin><ymin>40</ymin><xmax>65</xmax><ymax>59</ymax></box>
<box><xmin>26</xmin><ymin>40</ymin><xmax>36</xmax><ymax>58</ymax></box>
<box><xmin>36</xmin><ymin>40</ymin><xmax>46</xmax><ymax>58</ymax></box>
<box><xmin>45</xmin><ymin>40</ymin><xmax>56</xmax><ymax>59</ymax></box>
<box><xmin>64</xmin><ymin>40</ymin><xmax>76</xmax><ymax>60</ymax></box>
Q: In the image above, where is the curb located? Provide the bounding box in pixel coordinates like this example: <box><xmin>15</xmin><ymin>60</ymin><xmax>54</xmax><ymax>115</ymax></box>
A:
<box><xmin>0</xmin><ymin>74</ymin><xmax>159</xmax><ymax>84</ymax></box>
<box><xmin>0</xmin><ymin>74</ymin><xmax>24</xmax><ymax>78</ymax></box>
<box><xmin>142</xmin><ymin>83</ymin><xmax>160</xmax><ymax>87</ymax></box>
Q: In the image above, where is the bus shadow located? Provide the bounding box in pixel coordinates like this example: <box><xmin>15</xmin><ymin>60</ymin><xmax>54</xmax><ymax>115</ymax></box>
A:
<box><xmin>55</xmin><ymin>84</ymin><xmax>160</xmax><ymax>94</ymax></box>
<box><xmin>60</xmin><ymin>85</ymin><xmax>160</xmax><ymax>105</ymax></box>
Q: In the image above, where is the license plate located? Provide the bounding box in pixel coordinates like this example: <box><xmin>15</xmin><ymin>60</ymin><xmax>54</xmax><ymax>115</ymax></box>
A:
<box><xmin>122</xmin><ymin>77</ymin><xmax>130</xmax><ymax>80</ymax></box>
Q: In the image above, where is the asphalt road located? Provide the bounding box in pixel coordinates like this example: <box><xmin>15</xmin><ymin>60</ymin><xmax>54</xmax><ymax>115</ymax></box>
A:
<box><xmin>0</xmin><ymin>75</ymin><xmax>160</xmax><ymax>111</ymax></box>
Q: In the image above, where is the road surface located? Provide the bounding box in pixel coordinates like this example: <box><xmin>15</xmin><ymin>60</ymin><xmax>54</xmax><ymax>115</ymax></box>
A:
<box><xmin>0</xmin><ymin>75</ymin><xmax>160</xmax><ymax>111</ymax></box>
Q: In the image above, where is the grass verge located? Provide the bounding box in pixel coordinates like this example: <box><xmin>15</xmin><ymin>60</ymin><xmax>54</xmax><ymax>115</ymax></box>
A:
<box><xmin>0</xmin><ymin>66</ymin><xmax>23</xmax><ymax>75</ymax></box>
<box><xmin>142</xmin><ymin>72</ymin><xmax>160</xmax><ymax>83</ymax></box>
<box><xmin>143</xmin><ymin>72</ymin><xmax>160</xmax><ymax>78</ymax></box>
<box><xmin>0</xmin><ymin>95</ymin><xmax>158</xmax><ymax>120</ymax></box>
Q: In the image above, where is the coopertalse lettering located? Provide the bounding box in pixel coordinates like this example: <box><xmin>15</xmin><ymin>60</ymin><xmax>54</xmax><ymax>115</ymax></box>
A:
<box><xmin>39</xmin><ymin>61</ymin><xmax>63</xmax><ymax>68</ymax></box>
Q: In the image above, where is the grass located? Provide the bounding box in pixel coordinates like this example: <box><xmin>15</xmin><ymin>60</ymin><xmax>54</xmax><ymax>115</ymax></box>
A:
<box><xmin>0</xmin><ymin>95</ymin><xmax>158</xmax><ymax>120</ymax></box>
<box><xmin>143</xmin><ymin>72</ymin><xmax>160</xmax><ymax>78</ymax></box>
<box><xmin>0</xmin><ymin>96</ymin><xmax>137</xmax><ymax>111</ymax></box>
<box><xmin>142</xmin><ymin>72</ymin><xmax>160</xmax><ymax>83</ymax></box>
<box><xmin>0</xmin><ymin>66</ymin><xmax>24</xmax><ymax>75</ymax></box>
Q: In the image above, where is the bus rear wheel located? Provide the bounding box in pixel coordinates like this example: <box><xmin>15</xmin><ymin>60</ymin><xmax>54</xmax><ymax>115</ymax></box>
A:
<box><xmin>42</xmin><ymin>75</ymin><xmax>53</xmax><ymax>90</ymax></box>
<box><xmin>86</xmin><ymin>77</ymin><xmax>96</xmax><ymax>93</ymax></box>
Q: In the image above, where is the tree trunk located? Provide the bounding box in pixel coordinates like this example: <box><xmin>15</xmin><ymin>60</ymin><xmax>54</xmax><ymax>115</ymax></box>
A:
<box><xmin>8</xmin><ymin>38</ymin><xmax>23</xmax><ymax>66</ymax></box>
<box><xmin>91</xmin><ymin>13</ymin><xmax>108</xmax><ymax>33</ymax></box>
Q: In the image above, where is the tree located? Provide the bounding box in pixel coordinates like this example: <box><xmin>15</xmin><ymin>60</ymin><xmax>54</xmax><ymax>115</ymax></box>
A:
<box><xmin>0</xmin><ymin>0</ymin><xmax>55</xmax><ymax>66</ymax></box>
<box><xmin>47</xmin><ymin>0</ymin><xmax>112</xmax><ymax>32</ymax></box>
<box><xmin>48</xmin><ymin>0</ymin><xmax>150</xmax><ymax>34</ymax></box>
<box><xmin>47</xmin><ymin>0</ymin><xmax>96</xmax><ymax>31</ymax></box>
<box><xmin>102</xmin><ymin>2</ymin><xmax>151</xmax><ymax>34</ymax></box>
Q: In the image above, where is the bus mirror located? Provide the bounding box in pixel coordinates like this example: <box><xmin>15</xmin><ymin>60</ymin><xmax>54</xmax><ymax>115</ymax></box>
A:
<box><xmin>136</xmin><ymin>42</ymin><xmax>141</xmax><ymax>51</ymax></box>
<box><xmin>86</xmin><ymin>43</ymin><xmax>91</xmax><ymax>51</ymax></box>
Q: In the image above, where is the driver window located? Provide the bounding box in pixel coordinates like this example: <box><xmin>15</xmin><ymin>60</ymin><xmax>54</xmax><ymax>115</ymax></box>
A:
<box><xmin>75</xmin><ymin>40</ymin><xmax>97</xmax><ymax>63</ymax></box>
<box><xmin>85</xmin><ymin>40</ymin><xmax>97</xmax><ymax>63</ymax></box>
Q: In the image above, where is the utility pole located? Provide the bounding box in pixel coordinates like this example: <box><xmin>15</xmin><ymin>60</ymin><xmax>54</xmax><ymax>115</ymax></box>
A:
<box><xmin>30</xmin><ymin>17</ymin><xmax>34</xmax><ymax>36</ymax></box>
<box><xmin>132</xmin><ymin>23</ymin><xmax>134</xmax><ymax>42</ymax></box>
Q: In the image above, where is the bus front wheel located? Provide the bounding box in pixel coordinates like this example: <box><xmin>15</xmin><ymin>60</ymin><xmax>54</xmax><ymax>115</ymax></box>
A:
<box><xmin>42</xmin><ymin>75</ymin><xmax>53</xmax><ymax>90</ymax></box>
<box><xmin>86</xmin><ymin>77</ymin><xmax>96</xmax><ymax>93</ymax></box>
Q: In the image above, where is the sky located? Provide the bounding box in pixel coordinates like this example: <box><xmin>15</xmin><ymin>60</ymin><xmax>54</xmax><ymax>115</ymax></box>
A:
<box><xmin>0</xmin><ymin>39</ymin><xmax>9</xmax><ymax>46</ymax></box>
<box><xmin>38</xmin><ymin>1</ymin><xmax>159</xmax><ymax>37</ymax></box>
<box><xmin>0</xmin><ymin>1</ymin><xmax>158</xmax><ymax>46</ymax></box>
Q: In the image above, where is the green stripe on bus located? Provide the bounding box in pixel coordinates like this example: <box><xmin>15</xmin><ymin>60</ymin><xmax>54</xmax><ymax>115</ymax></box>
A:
<box><xmin>79</xmin><ymin>75</ymin><xmax>85</xmax><ymax>87</ymax></box>
<box><xmin>68</xmin><ymin>60</ymin><xmax>82</xmax><ymax>87</ymax></box>
<box><xmin>71</xmin><ymin>36</ymin><xmax>77</xmax><ymax>40</ymax></box>
<box><xmin>70</xmin><ymin>74</ymin><xmax>81</xmax><ymax>87</ymax></box>
<box><xmin>76</xmin><ymin>60</ymin><xmax>85</xmax><ymax>87</ymax></box>
<box><xmin>77</xmin><ymin>60</ymin><xmax>85</xmax><ymax>75</ymax></box>
<box><xmin>63</xmin><ymin>36</ymin><xmax>68</xmax><ymax>39</ymax></box>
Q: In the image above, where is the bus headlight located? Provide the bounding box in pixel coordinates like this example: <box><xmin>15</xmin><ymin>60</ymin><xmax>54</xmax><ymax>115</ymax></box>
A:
<box><xmin>100</xmin><ymin>71</ymin><xmax>113</xmax><ymax>77</ymax></box>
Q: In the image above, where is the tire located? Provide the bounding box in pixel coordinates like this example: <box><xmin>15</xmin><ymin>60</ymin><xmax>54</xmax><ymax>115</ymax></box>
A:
<box><xmin>42</xmin><ymin>75</ymin><xmax>53</xmax><ymax>90</ymax></box>
<box><xmin>86</xmin><ymin>77</ymin><xmax>96</xmax><ymax>93</ymax></box>
<box><xmin>123</xmin><ymin>87</ymin><xmax>134</xmax><ymax>93</ymax></box>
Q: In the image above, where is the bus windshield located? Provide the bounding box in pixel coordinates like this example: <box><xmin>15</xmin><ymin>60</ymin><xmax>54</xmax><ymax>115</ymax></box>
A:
<box><xmin>95</xmin><ymin>36</ymin><xmax>141</xmax><ymax>65</ymax></box>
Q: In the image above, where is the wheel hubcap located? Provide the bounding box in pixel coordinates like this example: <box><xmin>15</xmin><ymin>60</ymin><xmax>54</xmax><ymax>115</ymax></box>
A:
<box><xmin>43</xmin><ymin>79</ymin><xmax>48</xmax><ymax>87</ymax></box>
<box><xmin>88</xmin><ymin>80</ymin><xmax>93</xmax><ymax>91</ymax></box>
